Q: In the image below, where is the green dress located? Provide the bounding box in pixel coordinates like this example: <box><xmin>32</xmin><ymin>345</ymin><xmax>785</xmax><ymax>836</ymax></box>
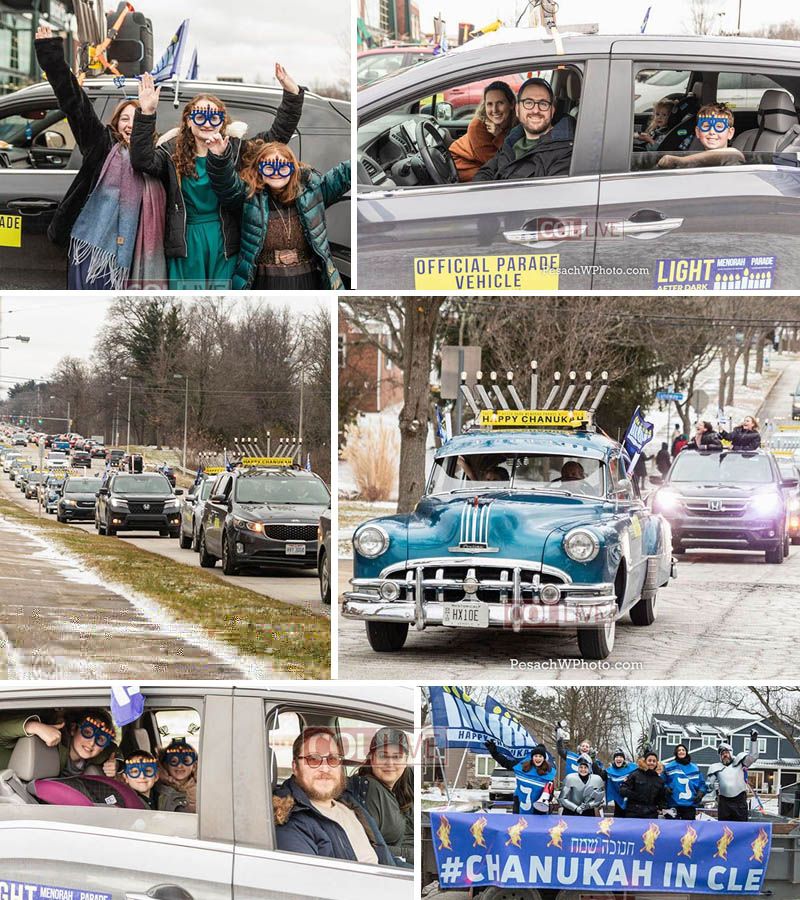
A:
<box><xmin>168</xmin><ymin>155</ymin><xmax>237</xmax><ymax>290</ymax></box>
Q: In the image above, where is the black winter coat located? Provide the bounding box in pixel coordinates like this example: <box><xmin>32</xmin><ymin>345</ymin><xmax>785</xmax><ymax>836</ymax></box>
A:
<box><xmin>619</xmin><ymin>764</ymin><xmax>668</xmax><ymax>818</ymax></box>
<box><xmin>128</xmin><ymin>89</ymin><xmax>304</xmax><ymax>259</ymax></box>
<box><xmin>719</xmin><ymin>426</ymin><xmax>761</xmax><ymax>451</ymax></box>
<box><xmin>684</xmin><ymin>431</ymin><xmax>723</xmax><ymax>451</ymax></box>
<box><xmin>472</xmin><ymin>116</ymin><xmax>575</xmax><ymax>182</ymax></box>
<box><xmin>34</xmin><ymin>37</ymin><xmax>118</xmax><ymax>247</ymax></box>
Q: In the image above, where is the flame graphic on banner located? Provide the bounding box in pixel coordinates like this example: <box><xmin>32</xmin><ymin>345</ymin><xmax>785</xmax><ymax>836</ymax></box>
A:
<box><xmin>597</xmin><ymin>818</ymin><xmax>614</xmax><ymax>836</ymax></box>
<box><xmin>470</xmin><ymin>815</ymin><xmax>488</xmax><ymax>848</ymax></box>
<box><xmin>750</xmin><ymin>828</ymin><xmax>769</xmax><ymax>862</ymax></box>
<box><xmin>714</xmin><ymin>826</ymin><xmax>735</xmax><ymax>860</ymax></box>
<box><xmin>547</xmin><ymin>819</ymin><xmax>569</xmax><ymax>849</ymax></box>
<box><xmin>640</xmin><ymin>823</ymin><xmax>661</xmax><ymax>855</ymax></box>
<box><xmin>678</xmin><ymin>825</ymin><xmax>698</xmax><ymax>858</ymax></box>
<box><xmin>506</xmin><ymin>817</ymin><xmax>529</xmax><ymax>847</ymax></box>
<box><xmin>437</xmin><ymin>815</ymin><xmax>452</xmax><ymax>850</ymax></box>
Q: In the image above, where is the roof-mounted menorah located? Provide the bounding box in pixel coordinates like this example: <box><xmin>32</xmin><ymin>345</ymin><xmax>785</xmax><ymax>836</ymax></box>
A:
<box><xmin>232</xmin><ymin>434</ymin><xmax>302</xmax><ymax>464</ymax></box>
<box><xmin>458</xmin><ymin>363</ymin><xmax>609</xmax><ymax>432</ymax></box>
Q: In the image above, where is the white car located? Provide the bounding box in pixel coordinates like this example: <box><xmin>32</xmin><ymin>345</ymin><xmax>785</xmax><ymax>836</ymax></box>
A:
<box><xmin>634</xmin><ymin>68</ymin><xmax>793</xmax><ymax>114</ymax></box>
<box><xmin>0</xmin><ymin>682</ymin><xmax>414</xmax><ymax>899</ymax></box>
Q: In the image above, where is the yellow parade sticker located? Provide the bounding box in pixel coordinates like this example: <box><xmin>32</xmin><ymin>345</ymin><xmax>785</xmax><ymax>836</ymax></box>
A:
<box><xmin>0</xmin><ymin>214</ymin><xmax>22</xmax><ymax>248</ymax></box>
<box><xmin>479</xmin><ymin>409</ymin><xmax>588</xmax><ymax>429</ymax></box>
<box><xmin>241</xmin><ymin>456</ymin><xmax>293</xmax><ymax>466</ymax></box>
<box><xmin>414</xmin><ymin>253</ymin><xmax>559</xmax><ymax>290</ymax></box>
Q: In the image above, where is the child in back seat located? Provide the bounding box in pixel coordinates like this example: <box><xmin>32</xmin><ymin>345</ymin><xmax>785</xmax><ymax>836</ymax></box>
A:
<box><xmin>635</xmin><ymin>98</ymin><xmax>675</xmax><ymax>150</ymax></box>
<box><xmin>119</xmin><ymin>749</ymin><xmax>189</xmax><ymax>812</ymax></box>
<box><xmin>657</xmin><ymin>102</ymin><xmax>745</xmax><ymax>168</ymax></box>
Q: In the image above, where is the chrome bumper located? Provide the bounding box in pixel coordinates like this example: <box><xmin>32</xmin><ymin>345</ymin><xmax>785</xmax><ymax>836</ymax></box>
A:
<box><xmin>343</xmin><ymin>563</ymin><xmax>617</xmax><ymax>632</ymax></box>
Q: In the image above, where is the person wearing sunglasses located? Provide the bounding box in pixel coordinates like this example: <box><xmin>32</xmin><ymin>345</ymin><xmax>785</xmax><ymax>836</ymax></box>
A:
<box><xmin>473</xmin><ymin>76</ymin><xmax>575</xmax><ymax>183</ymax></box>
<box><xmin>131</xmin><ymin>63</ymin><xmax>305</xmax><ymax>290</ymax></box>
<box><xmin>119</xmin><ymin>750</ymin><xmax>188</xmax><ymax>812</ymax></box>
<box><xmin>273</xmin><ymin>726</ymin><xmax>400</xmax><ymax>866</ymax></box>
<box><xmin>33</xmin><ymin>25</ymin><xmax>167</xmax><ymax>290</ymax></box>
<box><xmin>657</xmin><ymin>103</ymin><xmax>744</xmax><ymax>170</ymax></box>
<box><xmin>158</xmin><ymin>738</ymin><xmax>198</xmax><ymax>813</ymax></box>
<box><xmin>0</xmin><ymin>709</ymin><xmax>117</xmax><ymax>777</ymax></box>
<box><xmin>205</xmin><ymin>138</ymin><xmax>349</xmax><ymax>290</ymax></box>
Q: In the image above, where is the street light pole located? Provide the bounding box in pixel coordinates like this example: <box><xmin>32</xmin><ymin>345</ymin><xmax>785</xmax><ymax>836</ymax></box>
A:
<box><xmin>121</xmin><ymin>376</ymin><xmax>133</xmax><ymax>452</ymax></box>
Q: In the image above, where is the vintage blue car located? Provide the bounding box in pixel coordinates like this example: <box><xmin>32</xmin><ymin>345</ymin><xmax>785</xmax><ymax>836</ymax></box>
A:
<box><xmin>343</xmin><ymin>397</ymin><xmax>675</xmax><ymax>660</ymax></box>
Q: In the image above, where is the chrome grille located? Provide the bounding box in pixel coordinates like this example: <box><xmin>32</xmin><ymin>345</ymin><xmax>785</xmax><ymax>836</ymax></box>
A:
<box><xmin>458</xmin><ymin>499</ymin><xmax>493</xmax><ymax>547</ymax></box>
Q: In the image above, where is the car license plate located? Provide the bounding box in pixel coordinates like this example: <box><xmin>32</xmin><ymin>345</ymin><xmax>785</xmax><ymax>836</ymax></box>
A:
<box><xmin>442</xmin><ymin>602</ymin><xmax>489</xmax><ymax>628</ymax></box>
<box><xmin>286</xmin><ymin>542</ymin><xmax>306</xmax><ymax>556</ymax></box>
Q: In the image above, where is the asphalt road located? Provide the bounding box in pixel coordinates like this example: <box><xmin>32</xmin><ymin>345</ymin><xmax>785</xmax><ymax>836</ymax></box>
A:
<box><xmin>0</xmin><ymin>450</ymin><xmax>327</xmax><ymax>617</ymax></box>
<box><xmin>337</xmin><ymin>359</ymin><xmax>800</xmax><ymax>680</ymax></box>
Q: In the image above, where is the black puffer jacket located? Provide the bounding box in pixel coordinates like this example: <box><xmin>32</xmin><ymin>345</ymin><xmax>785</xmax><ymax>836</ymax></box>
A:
<box><xmin>619</xmin><ymin>761</ymin><xmax>668</xmax><ymax>818</ymax></box>
<box><xmin>34</xmin><ymin>37</ymin><xmax>118</xmax><ymax>247</ymax></box>
<box><xmin>684</xmin><ymin>431</ymin><xmax>723</xmax><ymax>451</ymax></box>
<box><xmin>719</xmin><ymin>426</ymin><xmax>761</xmax><ymax>451</ymax></box>
<box><xmin>129</xmin><ymin>88</ymin><xmax>304</xmax><ymax>259</ymax></box>
<box><xmin>472</xmin><ymin>116</ymin><xmax>575</xmax><ymax>182</ymax></box>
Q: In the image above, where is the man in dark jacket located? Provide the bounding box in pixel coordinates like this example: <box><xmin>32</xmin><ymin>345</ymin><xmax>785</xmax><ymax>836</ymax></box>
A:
<box><xmin>620</xmin><ymin>750</ymin><xmax>669</xmax><ymax>818</ymax></box>
<box><xmin>273</xmin><ymin>726</ymin><xmax>397</xmax><ymax>866</ymax></box>
<box><xmin>473</xmin><ymin>77</ymin><xmax>574</xmax><ymax>182</ymax></box>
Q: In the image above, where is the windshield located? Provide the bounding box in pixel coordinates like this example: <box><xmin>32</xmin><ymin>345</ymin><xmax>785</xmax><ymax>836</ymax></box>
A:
<box><xmin>65</xmin><ymin>478</ymin><xmax>102</xmax><ymax>493</ymax></box>
<box><xmin>234</xmin><ymin>472</ymin><xmax>331</xmax><ymax>504</ymax></box>
<box><xmin>428</xmin><ymin>452</ymin><xmax>606</xmax><ymax>498</ymax></box>
<box><xmin>670</xmin><ymin>452</ymin><xmax>773</xmax><ymax>484</ymax></box>
<box><xmin>113</xmin><ymin>475</ymin><xmax>172</xmax><ymax>496</ymax></box>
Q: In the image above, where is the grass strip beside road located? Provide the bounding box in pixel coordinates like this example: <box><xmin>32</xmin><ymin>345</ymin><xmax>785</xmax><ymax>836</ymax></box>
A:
<box><xmin>0</xmin><ymin>499</ymin><xmax>329</xmax><ymax>679</ymax></box>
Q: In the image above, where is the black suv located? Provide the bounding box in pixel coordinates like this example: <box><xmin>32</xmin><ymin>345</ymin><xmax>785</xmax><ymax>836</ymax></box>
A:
<box><xmin>0</xmin><ymin>77</ymin><xmax>349</xmax><ymax>289</ymax></box>
<box><xmin>95</xmin><ymin>472</ymin><xmax>183</xmax><ymax>537</ymax></box>
<box><xmin>198</xmin><ymin>466</ymin><xmax>331</xmax><ymax>575</ymax></box>
<box><xmin>57</xmin><ymin>474</ymin><xmax>103</xmax><ymax>523</ymax></box>
<box><xmin>651</xmin><ymin>449</ymin><xmax>798</xmax><ymax>563</ymax></box>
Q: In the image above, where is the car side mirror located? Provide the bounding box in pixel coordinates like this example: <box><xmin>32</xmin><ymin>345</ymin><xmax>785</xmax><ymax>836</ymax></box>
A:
<box><xmin>782</xmin><ymin>477</ymin><xmax>799</xmax><ymax>489</ymax></box>
<box><xmin>435</xmin><ymin>100</ymin><xmax>454</xmax><ymax>121</ymax></box>
<box><xmin>649</xmin><ymin>474</ymin><xmax>664</xmax><ymax>485</ymax></box>
<box><xmin>210</xmin><ymin>493</ymin><xmax>227</xmax><ymax>503</ymax></box>
<box><xmin>98</xmin><ymin>487</ymin><xmax>108</xmax><ymax>495</ymax></box>
<box><xmin>174</xmin><ymin>488</ymin><xmax>184</xmax><ymax>496</ymax></box>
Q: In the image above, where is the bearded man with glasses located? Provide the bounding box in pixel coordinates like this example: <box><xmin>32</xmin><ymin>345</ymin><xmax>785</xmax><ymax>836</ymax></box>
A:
<box><xmin>473</xmin><ymin>77</ymin><xmax>575</xmax><ymax>182</ymax></box>
<box><xmin>273</xmin><ymin>726</ymin><xmax>401</xmax><ymax>866</ymax></box>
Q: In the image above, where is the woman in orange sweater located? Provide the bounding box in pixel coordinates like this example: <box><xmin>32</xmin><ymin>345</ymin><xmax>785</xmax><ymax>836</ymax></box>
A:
<box><xmin>449</xmin><ymin>81</ymin><xmax>517</xmax><ymax>181</ymax></box>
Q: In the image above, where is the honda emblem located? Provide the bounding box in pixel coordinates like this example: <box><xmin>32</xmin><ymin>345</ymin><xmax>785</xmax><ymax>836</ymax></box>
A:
<box><xmin>708</xmin><ymin>499</ymin><xmax>722</xmax><ymax>511</ymax></box>
<box><xmin>143</xmin><ymin>503</ymin><xmax>150</xmax><ymax>510</ymax></box>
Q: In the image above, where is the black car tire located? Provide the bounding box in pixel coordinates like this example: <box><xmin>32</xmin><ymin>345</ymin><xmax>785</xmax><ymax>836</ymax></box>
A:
<box><xmin>106</xmin><ymin>518</ymin><xmax>117</xmax><ymax>537</ymax></box>
<box><xmin>198</xmin><ymin>531</ymin><xmax>217</xmax><ymax>568</ymax></box>
<box><xmin>366</xmin><ymin>621</ymin><xmax>409</xmax><ymax>652</ymax></box>
<box><xmin>784</xmin><ymin>533</ymin><xmax>790</xmax><ymax>557</ymax></box>
<box><xmin>765</xmin><ymin>541</ymin><xmax>784</xmax><ymax>564</ymax></box>
<box><xmin>179</xmin><ymin>529</ymin><xmax>192</xmax><ymax>549</ymax></box>
<box><xmin>577</xmin><ymin>620</ymin><xmax>615</xmax><ymax>660</ymax></box>
<box><xmin>191</xmin><ymin>525</ymin><xmax>201</xmax><ymax>553</ymax></box>
<box><xmin>222</xmin><ymin>535</ymin><xmax>240</xmax><ymax>576</ymax></box>
<box><xmin>57</xmin><ymin>513</ymin><xmax>66</xmax><ymax>523</ymax></box>
<box><xmin>630</xmin><ymin>591</ymin><xmax>656</xmax><ymax>626</ymax></box>
<box><xmin>319</xmin><ymin>548</ymin><xmax>330</xmax><ymax>605</ymax></box>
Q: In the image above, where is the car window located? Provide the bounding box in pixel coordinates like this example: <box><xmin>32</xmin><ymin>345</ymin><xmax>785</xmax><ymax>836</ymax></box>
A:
<box><xmin>358</xmin><ymin>53</ymin><xmax>411</xmax><ymax>86</ymax></box>
<box><xmin>670</xmin><ymin>452</ymin><xmax>773</xmax><ymax>483</ymax></box>
<box><xmin>270</xmin><ymin>710</ymin><xmax>302</xmax><ymax>783</ymax></box>
<box><xmin>0</xmin><ymin>102</ymin><xmax>76</xmax><ymax>170</ymax></box>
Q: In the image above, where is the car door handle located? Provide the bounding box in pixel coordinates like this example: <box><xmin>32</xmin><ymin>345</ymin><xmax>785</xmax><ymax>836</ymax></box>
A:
<box><xmin>604</xmin><ymin>214</ymin><xmax>684</xmax><ymax>241</ymax></box>
<box><xmin>504</xmin><ymin>221</ymin><xmax>588</xmax><ymax>247</ymax></box>
<box><xmin>126</xmin><ymin>886</ymin><xmax>195</xmax><ymax>900</ymax></box>
<box><xmin>6</xmin><ymin>199</ymin><xmax>59</xmax><ymax>213</ymax></box>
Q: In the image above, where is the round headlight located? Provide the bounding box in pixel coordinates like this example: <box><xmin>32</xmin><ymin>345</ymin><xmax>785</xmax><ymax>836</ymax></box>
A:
<box><xmin>354</xmin><ymin>524</ymin><xmax>389</xmax><ymax>559</ymax></box>
<box><xmin>379</xmin><ymin>581</ymin><xmax>400</xmax><ymax>601</ymax></box>
<box><xmin>540</xmin><ymin>583</ymin><xmax>561</xmax><ymax>605</ymax></box>
<box><xmin>563</xmin><ymin>528</ymin><xmax>600</xmax><ymax>562</ymax></box>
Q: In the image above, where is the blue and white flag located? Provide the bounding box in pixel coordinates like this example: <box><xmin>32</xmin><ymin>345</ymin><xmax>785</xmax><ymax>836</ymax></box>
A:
<box><xmin>623</xmin><ymin>406</ymin><xmax>654</xmax><ymax>461</ymax></box>
<box><xmin>434</xmin><ymin>404</ymin><xmax>449</xmax><ymax>443</ymax></box>
<box><xmin>640</xmin><ymin>5</ymin><xmax>652</xmax><ymax>33</ymax></box>
<box><xmin>305</xmin><ymin>452</ymin><xmax>312</xmax><ymax>472</ymax></box>
<box><xmin>110</xmin><ymin>684</ymin><xmax>145</xmax><ymax>727</ymax></box>
<box><xmin>430</xmin><ymin>686</ymin><xmax>536</xmax><ymax>760</ymax></box>
<box><xmin>185</xmin><ymin>48</ymin><xmax>198</xmax><ymax>80</ymax></box>
<box><xmin>151</xmin><ymin>20</ymin><xmax>189</xmax><ymax>84</ymax></box>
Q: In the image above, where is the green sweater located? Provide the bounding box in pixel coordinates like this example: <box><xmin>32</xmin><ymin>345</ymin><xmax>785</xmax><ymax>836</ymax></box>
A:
<box><xmin>0</xmin><ymin>713</ymin><xmax>112</xmax><ymax>773</ymax></box>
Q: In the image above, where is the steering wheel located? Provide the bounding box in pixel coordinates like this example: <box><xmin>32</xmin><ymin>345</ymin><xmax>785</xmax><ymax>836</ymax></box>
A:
<box><xmin>415</xmin><ymin>119</ymin><xmax>458</xmax><ymax>184</ymax></box>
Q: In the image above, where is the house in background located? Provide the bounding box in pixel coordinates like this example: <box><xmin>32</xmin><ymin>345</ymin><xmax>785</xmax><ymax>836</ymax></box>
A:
<box><xmin>338</xmin><ymin>311</ymin><xmax>403</xmax><ymax>416</ymax></box>
<box><xmin>649</xmin><ymin>713</ymin><xmax>800</xmax><ymax>793</ymax></box>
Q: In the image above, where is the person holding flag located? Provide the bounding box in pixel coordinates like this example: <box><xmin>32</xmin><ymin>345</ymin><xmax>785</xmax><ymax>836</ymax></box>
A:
<box><xmin>662</xmin><ymin>742</ymin><xmax>707</xmax><ymax>820</ymax></box>
<box><xmin>706</xmin><ymin>731</ymin><xmax>759</xmax><ymax>821</ymax></box>
<box><xmin>131</xmin><ymin>59</ymin><xmax>305</xmax><ymax>290</ymax></box>
<box><xmin>598</xmin><ymin>747</ymin><xmax>637</xmax><ymax>817</ymax></box>
<box><xmin>483</xmin><ymin>738</ymin><xmax>556</xmax><ymax>815</ymax></box>
<box><xmin>556</xmin><ymin>723</ymin><xmax>603</xmax><ymax>776</ymax></box>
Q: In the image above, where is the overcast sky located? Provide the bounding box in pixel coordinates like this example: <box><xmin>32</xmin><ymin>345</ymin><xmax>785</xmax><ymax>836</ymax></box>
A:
<box><xmin>417</xmin><ymin>0</ymin><xmax>799</xmax><ymax>35</ymax></box>
<box><xmin>88</xmin><ymin>1</ymin><xmax>351</xmax><ymax>87</ymax></box>
<box><xmin>0</xmin><ymin>294</ymin><xmax>326</xmax><ymax>398</ymax></box>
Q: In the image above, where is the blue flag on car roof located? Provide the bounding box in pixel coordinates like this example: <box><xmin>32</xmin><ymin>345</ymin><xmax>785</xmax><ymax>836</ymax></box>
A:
<box><xmin>640</xmin><ymin>6</ymin><xmax>651</xmax><ymax>33</ymax></box>
<box><xmin>110</xmin><ymin>684</ymin><xmax>145</xmax><ymax>727</ymax></box>
<box><xmin>151</xmin><ymin>19</ymin><xmax>189</xmax><ymax>84</ymax></box>
<box><xmin>623</xmin><ymin>406</ymin><xmax>654</xmax><ymax>458</ymax></box>
<box><xmin>430</xmin><ymin>686</ymin><xmax>537</xmax><ymax>760</ymax></box>
<box><xmin>185</xmin><ymin>48</ymin><xmax>198</xmax><ymax>80</ymax></box>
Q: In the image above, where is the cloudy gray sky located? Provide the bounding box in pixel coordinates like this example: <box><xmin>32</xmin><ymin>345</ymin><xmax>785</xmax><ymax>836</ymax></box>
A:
<box><xmin>417</xmin><ymin>0</ymin><xmax>799</xmax><ymax>35</ymax></box>
<box><xmin>124</xmin><ymin>1</ymin><xmax>350</xmax><ymax>88</ymax></box>
<box><xmin>0</xmin><ymin>294</ymin><xmax>326</xmax><ymax>398</ymax></box>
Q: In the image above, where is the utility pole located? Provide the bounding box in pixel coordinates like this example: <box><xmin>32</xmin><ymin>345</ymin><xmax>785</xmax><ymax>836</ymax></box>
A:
<box><xmin>298</xmin><ymin>371</ymin><xmax>304</xmax><ymax>444</ymax></box>
<box><xmin>121</xmin><ymin>376</ymin><xmax>133</xmax><ymax>452</ymax></box>
<box><xmin>173</xmin><ymin>374</ymin><xmax>189</xmax><ymax>470</ymax></box>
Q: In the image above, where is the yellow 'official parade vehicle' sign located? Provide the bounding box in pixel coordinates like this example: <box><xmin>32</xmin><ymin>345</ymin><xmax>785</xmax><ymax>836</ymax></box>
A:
<box><xmin>478</xmin><ymin>409</ymin><xmax>589</xmax><ymax>429</ymax></box>
<box><xmin>414</xmin><ymin>254</ymin><xmax>560</xmax><ymax>290</ymax></box>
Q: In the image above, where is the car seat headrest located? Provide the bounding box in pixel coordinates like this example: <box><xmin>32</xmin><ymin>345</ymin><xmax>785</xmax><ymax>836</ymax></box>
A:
<box><xmin>9</xmin><ymin>736</ymin><xmax>60</xmax><ymax>781</ymax></box>
<box><xmin>758</xmin><ymin>89</ymin><xmax>797</xmax><ymax>133</ymax></box>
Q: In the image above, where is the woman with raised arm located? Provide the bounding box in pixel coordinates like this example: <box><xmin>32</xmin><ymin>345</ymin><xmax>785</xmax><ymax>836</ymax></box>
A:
<box><xmin>130</xmin><ymin>66</ymin><xmax>304</xmax><ymax>290</ymax></box>
<box><xmin>33</xmin><ymin>25</ymin><xmax>166</xmax><ymax>289</ymax></box>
